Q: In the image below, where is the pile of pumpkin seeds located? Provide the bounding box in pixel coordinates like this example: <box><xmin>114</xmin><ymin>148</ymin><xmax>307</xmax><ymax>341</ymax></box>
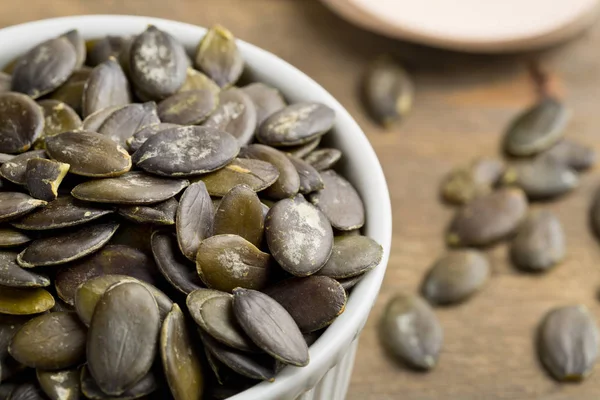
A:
<box><xmin>0</xmin><ymin>25</ymin><xmax>384</xmax><ymax>399</ymax></box>
<box><xmin>381</xmin><ymin>93</ymin><xmax>600</xmax><ymax>382</ymax></box>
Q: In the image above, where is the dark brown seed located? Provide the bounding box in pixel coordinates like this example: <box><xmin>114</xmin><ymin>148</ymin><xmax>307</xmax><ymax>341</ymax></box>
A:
<box><xmin>0</xmin><ymin>193</ymin><xmax>46</xmax><ymax>223</ymax></box>
<box><xmin>37</xmin><ymin>100</ymin><xmax>82</xmax><ymax>146</ymax></box>
<box><xmin>11</xmin><ymin>38</ymin><xmax>77</xmax><ymax>99</ymax></box>
<box><xmin>421</xmin><ymin>250</ymin><xmax>490</xmax><ymax>305</ymax></box>
<box><xmin>55</xmin><ymin>244</ymin><xmax>159</xmax><ymax>306</ymax></box>
<box><xmin>504</xmin><ymin>98</ymin><xmax>569</xmax><ymax>156</ymax></box>
<box><xmin>196</xmin><ymin>234</ymin><xmax>271</xmax><ymax>292</ymax></box>
<box><xmin>447</xmin><ymin>188</ymin><xmax>528</xmax><ymax>247</ymax></box>
<box><xmin>213</xmin><ymin>185</ymin><xmax>264</xmax><ymax>247</ymax></box>
<box><xmin>80</xmin><ymin>366</ymin><xmax>157</xmax><ymax>400</ymax></box>
<box><xmin>266</xmin><ymin>195</ymin><xmax>333</xmax><ymax>276</ymax></box>
<box><xmin>87</xmin><ymin>281</ymin><xmax>160</xmax><ymax>396</ymax></box>
<box><xmin>82</xmin><ymin>58</ymin><xmax>131</xmax><ymax>118</ymax></box>
<box><xmin>204</xmin><ymin>88</ymin><xmax>257</xmax><ymax>146</ymax></box>
<box><xmin>380</xmin><ymin>294</ymin><xmax>443</xmax><ymax>370</ymax></box>
<box><xmin>0</xmin><ymin>252</ymin><xmax>49</xmax><ymax>288</ymax></box>
<box><xmin>98</xmin><ymin>102</ymin><xmax>160</xmax><ymax>148</ymax></box>
<box><xmin>0</xmin><ymin>73</ymin><xmax>10</xmax><ymax>93</ymax></box>
<box><xmin>118</xmin><ymin>197</ymin><xmax>178</xmax><ymax>225</ymax></box>
<box><xmin>45</xmin><ymin>131</ymin><xmax>131</xmax><ymax>178</ymax></box>
<box><xmin>178</xmin><ymin>68</ymin><xmax>220</xmax><ymax>95</ymax></box>
<box><xmin>61</xmin><ymin>30</ymin><xmax>85</xmax><ymax>69</ymax></box>
<box><xmin>36</xmin><ymin>369</ymin><xmax>80</xmax><ymax>400</ymax></box>
<box><xmin>194</xmin><ymin>25</ymin><xmax>244</xmax><ymax>88</ymax></box>
<box><xmin>266</xmin><ymin>276</ymin><xmax>346</xmax><ymax>333</ymax></box>
<box><xmin>541</xmin><ymin>139</ymin><xmax>597</xmax><ymax>171</ymax></box>
<box><xmin>151</xmin><ymin>232</ymin><xmax>203</xmax><ymax>295</ymax></box>
<box><xmin>287</xmin><ymin>155</ymin><xmax>324</xmax><ymax>194</ymax></box>
<box><xmin>17</xmin><ymin>222</ymin><xmax>119</xmax><ymax>268</ymax></box>
<box><xmin>510</xmin><ymin>210</ymin><xmax>565</xmax><ymax>272</ymax></box>
<box><xmin>0</xmin><ymin>150</ymin><xmax>47</xmax><ymax>185</ymax></box>
<box><xmin>8</xmin><ymin>312</ymin><xmax>86</xmax><ymax>370</ymax></box>
<box><xmin>133</xmin><ymin>126</ymin><xmax>239</xmax><ymax>177</ymax></box>
<box><xmin>72</xmin><ymin>171</ymin><xmax>189</xmax><ymax>205</ymax></box>
<box><xmin>257</xmin><ymin>103</ymin><xmax>335</xmax><ymax>147</ymax></box>
<box><xmin>0</xmin><ymin>287</ymin><xmax>54</xmax><ymax>315</ymax></box>
<box><xmin>158</xmin><ymin>90</ymin><xmax>218</xmax><ymax>125</ymax></box>
<box><xmin>6</xmin><ymin>383</ymin><xmax>45</xmax><ymax>400</ymax></box>
<box><xmin>308</xmin><ymin>170</ymin><xmax>365</xmax><ymax>231</ymax></box>
<box><xmin>538</xmin><ymin>305</ymin><xmax>599</xmax><ymax>382</ymax></box>
<box><xmin>317</xmin><ymin>235</ymin><xmax>383</xmax><ymax>279</ymax></box>
<box><xmin>502</xmin><ymin>158</ymin><xmax>578</xmax><ymax>200</ymax></box>
<box><xmin>303</xmin><ymin>148</ymin><xmax>342</xmax><ymax>171</ymax></box>
<box><xmin>0</xmin><ymin>228</ymin><xmax>31</xmax><ymax>248</ymax></box>
<box><xmin>285</xmin><ymin>137</ymin><xmax>321</xmax><ymax>159</ymax></box>
<box><xmin>87</xmin><ymin>36</ymin><xmax>132</xmax><ymax>67</ymax></box>
<box><xmin>441</xmin><ymin>158</ymin><xmax>505</xmax><ymax>205</ymax></box>
<box><xmin>233</xmin><ymin>288</ymin><xmax>309</xmax><ymax>366</ymax></box>
<box><xmin>80</xmin><ymin>105</ymin><xmax>122</xmax><ymax>132</ymax></box>
<box><xmin>195</xmin><ymin>158</ymin><xmax>279</xmax><ymax>197</ymax></box>
<box><xmin>126</xmin><ymin>122</ymin><xmax>180</xmax><ymax>153</ymax></box>
<box><xmin>239</xmin><ymin>144</ymin><xmax>300</xmax><ymax>199</ymax></box>
<box><xmin>25</xmin><ymin>159</ymin><xmax>70</xmax><ymax>202</ymax></box>
<box><xmin>176</xmin><ymin>182</ymin><xmax>214</xmax><ymax>261</ymax></box>
<box><xmin>0</xmin><ymin>93</ymin><xmax>45</xmax><ymax>154</ymax></box>
<box><xmin>241</xmin><ymin>83</ymin><xmax>286</xmax><ymax>127</ymax></box>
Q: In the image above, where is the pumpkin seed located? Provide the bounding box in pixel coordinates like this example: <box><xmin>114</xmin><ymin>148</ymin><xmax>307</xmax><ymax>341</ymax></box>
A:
<box><xmin>176</xmin><ymin>182</ymin><xmax>214</xmax><ymax>261</ymax></box>
<box><xmin>204</xmin><ymin>88</ymin><xmax>256</xmax><ymax>146</ymax></box>
<box><xmin>71</xmin><ymin>171</ymin><xmax>189</xmax><ymax>205</ymax></box>
<box><xmin>36</xmin><ymin>369</ymin><xmax>80</xmax><ymax>400</ymax></box>
<box><xmin>0</xmin><ymin>384</ymin><xmax>15</xmax><ymax>399</ymax></box>
<box><xmin>196</xmin><ymin>234</ymin><xmax>271</xmax><ymax>292</ymax></box>
<box><xmin>158</xmin><ymin>90</ymin><xmax>218</xmax><ymax>125</ymax></box>
<box><xmin>441</xmin><ymin>157</ymin><xmax>504</xmax><ymax>205</ymax></box>
<box><xmin>9</xmin><ymin>312</ymin><xmax>86</xmax><ymax>370</ymax></box>
<box><xmin>239</xmin><ymin>144</ymin><xmax>300</xmax><ymax>199</ymax></box>
<box><xmin>510</xmin><ymin>210</ymin><xmax>565</xmax><ymax>272</ymax></box>
<box><xmin>0</xmin><ymin>154</ymin><xmax>16</xmax><ymax>165</ymax></box>
<box><xmin>118</xmin><ymin>197</ymin><xmax>178</xmax><ymax>225</ymax></box>
<box><xmin>257</xmin><ymin>103</ymin><xmax>335</xmax><ymax>147</ymax></box>
<box><xmin>6</xmin><ymin>383</ymin><xmax>45</xmax><ymax>400</ymax></box>
<box><xmin>287</xmin><ymin>155</ymin><xmax>324</xmax><ymax>194</ymax></box>
<box><xmin>541</xmin><ymin>139</ymin><xmax>597</xmax><ymax>171</ymax></box>
<box><xmin>0</xmin><ymin>287</ymin><xmax>54</xmax><ymax>315</ymax></box>
<box><xmin>82</xmin><ymin>58</ymin><xmax>131</xmax><ymax>118</ymax></box>
<box><xmin>317</xmin><ymin>235</ymin><xmax>382</xmax><ymax>279</ymax></box>
<box><xmin>151</xmin><ymin>231</ymin><xmax>203</xmax><ymax>295</ymax></box>
<box><xmin>133</xmin><ymin>126</ymin><xmax>239</xmax><ymax>177</ymax></box>
<box><xmin>87</xmin><ymin>36</ymin><xmax>132</xmax><ymax>68</ymax></box>
<box><xmin>421</xmin><ymin>250</ymin><xmax>490</xmax><ymax>305</ymax></box>
<box><xmin>213</xmin><ymin>185</ymin><xmax>264</xmax><ymax>247</ymax></box>
<box><xmin>87</xmin><ymin>281</ymin><xmax>160</xmax><ymax>396</ymax></box>
<box><xmin>0</xmin><ymin>73</ymin><xmax>10</xmax><ymax>93</ymax></box>
<box><xmin>17</xmin><ymin>222</ymin><xmax>119</xmax><ymax>268</ymax></box>
<box><xmin>37</xmin><ymin>100</ymin><xmax>82</xmax><ymax>147</ymax></box>
<box><xmin>0</xmin><ymin>252</ymin><xmax>49</xmax><ymax>288</ymax></box>
<box><xmin>504</xmin><ymin>98</ymin><xmax>569</xmax><ymax>156</ymax></box>
<box><xmin>266</xmin><ymin>195</ymin><xmax>333</xmax><ymax>276</ymax></box>
<box><xmin>284</xmin><ymin>137</ymin><xmax>321</xmax><ymax>159</ymax></box>
<box><xmin>11</xmin><ymin>38</ymin><xmax>77</xmax><ymax>99</ymax></box>
<box><xmin>195</xmin><ymin>158</ymin><xmax>279</xmax><ymax>197</ymax></box>
<box><xmin>538</xmin><ymin>305</ymin><xmax>599</xmax><ymax>381</ymax></box>
<box><xmin>308</xmin><ymin>170</ymin><xmax>364</xmax><ymax>231</ymax></box>
<box><xmin>241</xmin><ymin>83</ymin><xmax>286</xmax><ymax>127</ymax></box>
<box><xmin>447</xmin><ymin>188</ymin><xmax>528</xmax><ymax>247</ymax></box>
<box><xmin>25</xmin><ymin>159</ymin><xmax>70</xmax><ymax>202</ymax></box>
<box><xmin>61</xmin><ymin>30</ymin><xmax>85</xmax><ymax>70</ymax></box>
<box><xmin>178</xmin><ymin>68</ymin><xmax>220</xmax><ymax>95</ymax></box>
<box><xmin>303</xmin><ymin>148</ymin><xmax>342</xmax><ymax>171</ymax></box>
<box><xmin>0</xmin><ymin>93</ymin><xmax>45</xmax><ymax>154</ymax></box>
<box><xmin>0</xmin><ymin>229</ymin><xmax>30</xmax><ymax>248</ymax></box>
<box><xmin>0</xmin><ymin>150</ymin><xmax>47</xmax><ymax>185</ymax></box>
<box><xmin>194</xmin><ymin>25</ymin><xmax>243</xmax><ymax>88</ymax></box>
<box><xmin>0</xmin><ymin>193</ymin><xmax>46</xmax><ymax>223</ymax></box>
<box><xmin>97</xmin><ymin>102</ymin><xmax>160</xmax><ymax>148</ymax></box>
<box><xmin>80</xmin><ymin>105</ymin><xmax>122</xmax><ymax>132</ymax></box>
<box><xmin>266</xmin><ymin>276</ymin><xmax>346</xmax><ymax>333</ymax></box>
<box><xmin>45</xmin><ymin>131</ymin><xmax>131</xmax><ymax>178</ymax></box>
<box><xmin>0</xmin><ymin>315</ymin><xmax>29</xmax><ymax>381</ymax></box>
<box><xmin>80</xmin><ymin>366</ymin><xmax>156</xmax><ymax>400</ymax></box>
<box><xmin>49</xmin><ymin>73</ymin><xmax>88</xmax><ymax>116</ymax></box>
<box><xmin>337</xmin><ymin>274</ymin><xmax>364</xmax><ymax>291</ymax></box>
<box><xmin>161</xmin><ymin>304</ymin><xmax>204</xmax><ymax>400</ymax></box>
<box><xmin>109</xmin><ymin>223</ymin><xmax>153</xmax><ymax>255</ymax></box>
<box><xmin>502</xmin><ymin>158</ymin><xmax>578</xmax><ymax>200</ymax></box>
<box><xmin>126</xmin><ymin>122</ymin><xmax>180</xmax><ymax>153</ymax></box>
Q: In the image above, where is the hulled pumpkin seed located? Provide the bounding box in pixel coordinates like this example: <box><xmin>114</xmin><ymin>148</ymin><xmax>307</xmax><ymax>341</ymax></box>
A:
<box><xmin>317</xmin><ymin>235</ymin><xmax>382</xmax><ymax>279</ymax></box>
<box><xmin>82</xmin><ymin>58</ymin><xmax>131</xmax><ymax>118</ymax></box>
<box><xmin>441</xmin><ymin>157</ymin><xmax>504</xmax><ymax>205</ymax></box>
<box><xmin>49</xmin><ymin>70</ymin><xmax>90</xmax><ymax>116</ymax></box>
<box><xmin>241</xmin><ymin>83</ymin><xmax>286</xmax><ymax>127</ymax></box>
<box><xmin>510</xmin><ymin>210</ymin><xmax>565</xmax><ymax>272</ymax></box>
<box><xmin>421</xmin><ymin>250</ymin><xmax>490</xmax><ymax>305</ymax></box>
<box><xmin>0</xmin><ymin>73</ymin><xmax>10</xmax><ymax>93</ymax></box>
<box><xmin>194</xmin><ymin>25</ymin><xmax>243</xmax><ymax>88</ymax></box>
<box><xmin>118</xmin><ymin>197</ymin><xmax>178</xmax><ymax>225</ymax></box>
<box><xmin>502</xmin><ymin>158</ymin><xmax>578</xmax><ymax>200</ymax></box>
<box><xmin>0</xmin><ymin>228</ymin><xmax>31</xmax><ymax>248</ymax></box>
<box><xmin>158</xmin><ymin>89</ymin><xmax>218</xmax><ymax>125</ymax></box>
<box><xmin>0</xmin><ymin>193</ymin><xmax>46</xmax><ymax>222</ymax></box>
<box><xmin>87</xmin><ymin>36</ymin><xmax>132</xmax><ymax>67</ymax></box>
<box><xmin>25</xmin><ymin>159</ymin><xmax>70</xmax><ymax>202</ymax></box>
<box><xmin>337</xmin><ymin>274</ymin><xmax>364</xmax><ymax>291</ymax></box>
<box><xmin>178</xmin><ymin>68</ymin><xmax>220</xmax><ymax>95</ymax></box>
<box><xmin>287</xmin><ymin>155</ymin><xmax>324</xmax><ymax>194</ymax></box>
<box><xmin>303</xmin><ymin>148</ymin><xmax>342</xmax><ymax>171</ymax></box>
<box><xmin>204</xmin><ymin>88</ymin><xmax>257</xmax><ymax>146</ymax></box>
<box><xmin>195</xmin><ymin>158</ymin><xmax>279</xmax><ymax>197</ymax></box>
<box><xmin>213</xmin><ymin>185</ymin><xmax>264</xmax><ymax>247</ymax></box>
<box><xmin>80</xmin><ymin>105</ymin><xmax>122</xmax><ymax>132</ymax></box>
<box><xmin>17</xmin><ymin>222</ymin><xmax>119</xmax><ymax>268</ymax></box>
<box><xmin>266</xmin><ymin>276</ymin><xmax>346</xmax><ymax>333</ymax></box>
<box><xmin>36</xmin><ymin>369</ymin><xmax>80</xmax><ymax>400</ymax></box>
<box><xmin>176</xmin><ymin>182</ymin><xmax>214</xmax><ymax>261</ymax></box>
<box><xmin>97</xmin><ymin>102</ymin><xmax>160</xmax><ymax>148</ymax></box>
<box><xmin>61</xmin><ymin>30</ymin><xmax>85</xmax><ymax>69</ymax></box>
<box><xmin>285</xmin><ymin>137</ymin><xmax>321</xmax><ymax>159</ymax></box>
<box><xmin>126</xmin><ymin>122</ymin><xmax>180</xmax><ymax>152</ymax></box>
<box><xmin>80</xmin><ymin>366</ymin><xmax>156</xmax><ymax>400</ymax></box>
<box><xmin>37</xmin><ymin>100</ymin><xmax>82</xmax><ymax>147</ymax></box>
<box><xmin>538</xmin><ymin>305</ymin><xmax>599</xmax><ymax>381</ymax></box>
<box><xmin>0</xmin><ymin>315</ymin><xmax>28</xmax><ymax>381</ymax></box>
<box><xmin>0</xmin><ymin>150</ymin><xmax>47</xmax><ymax>185</ymax></box>
<box><xmin>109</xmin><ymin>223</ymin><xmax>153</xmax><ymax>255</ymax></box>
<box><xmin>151</xmin><ymin>232</ymin><xmax>203</xmax><ymax>295</ymax></box>
<box><xmin>0</xmin><ymin>93</ymin><xmax>45</xmax><ymax>154</ymax></box>
<box><xmin>6</xmin><ymin>383</ymin><xmax>45</xmax><ymax>400</ymax></box>
<box><xmin>0</xmin><ymin>252</ymin><xmax>49</xmax><ymax>288</ymax></box>
<box><xmin>265</xmin><ymin>195</ymin><xmax>333</xmax><ymax>276</ymax></box>
<box><xmin>0</xmin><ymin>287</ymin><xmax>54</xmax><ymax>315</ymax></box>
<box><xmin>447</xmin><ymin>188</ymin><xmax>528</xmax><ymax>247</ymax></box>
<box><xmin>9</xmin><ymin>312</ymin><xmax>86</xmax><ymax>370</ymax></box>
<box><xmin>380</xmin><ymin>294</ymin><xmax>443</xmax><ymax>370</ymax></box>
<box><xmin>541</xmin><ymin>139</ymin><xmax>597</xmax><ymax>171</ymax></box>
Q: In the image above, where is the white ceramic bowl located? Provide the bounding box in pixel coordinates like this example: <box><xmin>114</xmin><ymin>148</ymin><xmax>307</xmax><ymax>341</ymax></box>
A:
<box><xmin>0</xmin><ymin>15</ymin><xmax>392</xmax><ymax>400</ymax></box>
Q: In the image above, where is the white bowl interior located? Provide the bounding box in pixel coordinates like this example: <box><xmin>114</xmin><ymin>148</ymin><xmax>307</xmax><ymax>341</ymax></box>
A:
<box><xmin>0</xmin><ymin>15</ymin><xmax>392</xmax><ymax>400</ymax></box>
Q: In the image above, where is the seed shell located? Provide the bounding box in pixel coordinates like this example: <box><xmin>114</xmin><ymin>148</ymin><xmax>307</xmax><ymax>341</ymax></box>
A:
<box><xmin>441</xmin><ymin>157</ymin><xmax>504</xmax><ymax>205</ymax></box>
<box><xmin>178</xmin><ymin>68</ymin><xmax>220</xmax><ymax>95</ymax></box>
<box><xmin>176</xmin><ymin>182</ymin><xmax>214</xmax><ymax>261</ymax></box>
<box><xmin>25</xmin><ymin>159</ymin><xmax>70</xmax><ymax>202</ymax></box>
<box><xmin>126</xmin><ymin>122</ymin><xmax>180</xmax><ymax>153</ymax></box>
<box><xmin>0</xmin><ymin>228</ymin><xmax>31</xmax><ymax>248</ymax></box>
<box><xmin>97</xmin><ymin>102</ymin><xmax>160</xmax><ymax>148</ymax></box>
<box><xmin>118</xmin><ymin>197</ymin><xmax>178</xmax><ymax>225</ymax></box>
<box><xmin>81</xmin><ymin>105</ymin><xmax>122</xmax><ymax>132</ymax></box>
<box><xmin>317</xmin><ymin>235</ymin><xmax>382</xmax><ymax>279</ymax></box>
<box><xmin>0</xmin><ymin>252</ymin><xmax>49</xmax><ymax>288</ymax></box>
<box><xmin>303</xmin><ymin>148</ymin><xmax>342</xmax><ymax>171</ymax></box>
<box><xmin>541</xmin><ymin>139</ymin><xmax>597</xmax><ymax>171</ymax></box>
<box><xmin>61</xmin><ymin>29</ymin><xmax>85</xmax><ymax>69</ymax></box>
<box><xmin>37</xmin><ymin>100</ymin><xmax>82</xmax><ymax>146</ymax></box>
<box><xmin>82</xmin><ymin>58</ymin><xmax>131</xmax><ymax>118</ymax></box>
<box><xmin>287</xmin><ymin>155</ymin><xmax>324</xmax><ymax>194</ymax></box>
<box><xmin>213</xmin><ymin>185</ymin><xmax>264</xmax><ymax>247</ymax></box>
<box><xmin>5</xmin><ymin>383</ymin><xmax>45</xmax><ymax>400</ymax></box>
<box><xmin>204</xmin><ymin>88</ymin><xmax>257</xmax><ymax>146</ymax></box>
<box><xmin>0</xmin><ymin>93</ymin><xmax>45</xmax><ymax>154</ymax></box>
<box><xmin>0</xmin><ymin>193</ymin><xmax>46</xmax><ymax>223</ymax></box>
<box><xmin>194</xmin><ymin>25</ymin><xmax>244</xmax><ymax>88</ymax></box>
<box><xmin>241</xmin><ymin>82</ymin><xmax>286</xmax><ymax>127</ymax></box>
<box><xmin>0</xmin><ymin>287</ymin><xmax>54</xmax><ymax>315</ymax></box>
<box><xmin>0</xmin><ymin>150</ymin><xmax>48</xmax><ymax>185</ymax></box>
<box><xmin>285</xmin><ymin>137</ymin><xmax>321</xmax><ymax>159</ymax></box>
<box><xmin>195</xmin><ymin>158</ymin><xmax>279</xmax><ymax>197</ymax></box>
<box><xmin>80</xmin><ymin>366</ymin><xmax>157</xmax><ymax>400</ymax></box>
<box><xmin>502</xmin><ymin>158</ymin><xmax>578</xmax><ymax>200</ymax></box>
<box><xmin>151</xmin><ymin>232</ymin><xmax>203</xmax><ymax>295</ymax></box>
<box><xmin>158</xmin><ymin>89</ymin><xmax>218</xmax><ymax>125</ymax></box>
<box><xmin>0</xmin><ymin>315</ymin><xmax>29</xmax><ymax>382</ymax></box>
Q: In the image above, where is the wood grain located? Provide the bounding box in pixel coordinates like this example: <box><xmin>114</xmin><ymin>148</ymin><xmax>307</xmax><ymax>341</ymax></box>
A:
<box><xmin>2</xmin><ymin>1</ymin><xmax>600</xmax><ymax>399</ymax></box>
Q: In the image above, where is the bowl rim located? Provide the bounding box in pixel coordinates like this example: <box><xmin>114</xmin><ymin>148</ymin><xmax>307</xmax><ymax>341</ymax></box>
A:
<box><xmin>0</xmin><ymin>15</ymin><xmax>393</xmax><ymax>400</ymax></box>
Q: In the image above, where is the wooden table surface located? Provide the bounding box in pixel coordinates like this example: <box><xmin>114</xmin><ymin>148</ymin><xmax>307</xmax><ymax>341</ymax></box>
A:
<box><xmin>3</xmin><ymin>1</ymin><xmax>600</xmax><ymax>399</ymax></box>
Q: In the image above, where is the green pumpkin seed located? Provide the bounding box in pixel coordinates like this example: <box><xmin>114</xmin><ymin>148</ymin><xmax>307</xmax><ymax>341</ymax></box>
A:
<box><xmin>17</xmin><ymin>222</ymin><xmax>119</xmax><ymax>268</ymax></box>
<box><xmin>0</xmin><ymin>150</ymin><xmax>47</xmax><ymax>185</ymax></box>
<box><xmin>118</xmin><ymin>197</ymin><xmax>178</xmax><ymax>225</ymax></box>
<box><xmin>241</xmin><ymin>83</ymin><xmax>286</xmax><ymax>127</ymax></box>
<box><xmin>25</xmin><ymin>159</ymin><xmax>70</xmax><ymax>202</ymax></box>
<box><xmin>257</xmin><ymin>103</ymin><xmax>335</xmax><ymax>147</ymax></box>
<box><xmin>502</xmin><ymin>158</ymin><xmax>578</xmax><ymax>200</ymax></box>
<box><xmin>133</xmin><ymin>126</ymin><xmax>239</xmax><ymax>177</ymax></box>
<box><xmin>0</xmin><ymin>229</ymin><xmax>30</xmax><ymax>248</ymax></box>
<box><xmin>317</xmin><ymin>235</ymin><xmax>382</xmax><ymax>279</ymax></box>
<box><xmin>49</xmin><ymin>72</ymin><xmax>89</xmax><ymax>116</ymax></box>
<box><xmin>0</xmin><ymin>287</ymin><xmax>54</xmax><ymax>315</ymax></box>
<box><xmin>82</xmin><ymin>58</ymin><xmax>131</xmax><ymax>118</ymax></box>
<box><xmin>56</xmin><ymin>244</ymin><xmax>159</xmax><ymax>306</ymax></box>
<box><xmin>61</xmin><ymin>30</ymin><xmax>85</xmax><ymax>69</ymax></box>
<box><xmin>504</xmin><ymin>98</ymin><xmax>569</xmax><ymax>156</ymax></box>
<box><xmin>37</xmin><ymin>100</ymin><xmax>82</xmax><ymax>147</ymax></box>
<box><xmin>80</xmin><ymin>105</ymin><xmax>122</xmax><ymax>132</ymax></box>
<box><xmin>239</xmin><ymin>144</ymin><xmax>299</xmax><ymax>199</ymax></box>
<box><xmin>337</xmin><ymin>274</ymin><xmax>364</xmax><ymax>291</ymax></box>
<box><xmin>11</xmin><ymin>38</ymin><xmax>77</xmax><ymax>99</ymax></box>
<box><xmin>80</xmin><ymin>366</ymin><xmax>156</xmax><ymax>400</ymax></box>
<box><xmin>176</xmin><ymin>182</ymin><xmax>214</xmax><ymax>261</ymax></box>
<box><xmin>195</xmin><ymin>158</ymin><xmax>279</xmax><ymax>197</ymax></box>
<box><xmin>510</xmin><ymin>210</ymin><xmax>565</xmax><ymax>272</ymax></box>
<box><xmin>213</xmin><ymin>185</ymin><xmax>264</xmax><ymax>247</ymax></box>
<box><xmin>194</xmin><ymin>25</ymin><xmax>244</xmax><ymax>88</ymax></box>
<box><xmin>160</xmin><ymin>304</ymin><xmax>204</xmax><ymax>400</ymax></box>
<box><xmin>9</xmin><ymin>312</ymin><xmax>86</xmax><ymax>370</ymax></box>
<box><xmin>45</xmin><ymin>131</ymin><xmax>131</xmax><ymax>178</ymax></box>
<box><xmin>130</xmin><ymin>26</ymin><xmax>188</xmax><ymax>100</ymax></box>
<box><xmin>441</xmin><ymin>157</ymin><xmax>504</xmax><ymax>205</ymax></box>
<box><xmin>178</xmin><ymin>68</ymin><xmax>220</xmax><ymax>95</ymax></box>
<box><xmin>0</xmin><ymin>93</ymin><xmax>45</xmax><ymax>154</ymax></box>
<box><xmin>97</xmin><ymin>102</ymin><xmax>160</xmax><ymax>148</ymax></box>
<box><xmin>126</xmin><ymin>122</ymin><xmax>180</xmax><ymax>153</ymax></box>
<box><xmin>0</xmin><ymin>252</ymin><xmax>49</xmax><ymax>288</ymax></box>
<box><xmin>287</xmin><ymin>155</ymin><xmax>324</xmax><ymax>194</ymax></box>
<box><xmin>72</xmin><ymin>171</ymin><xmax>189</xmax><ymax>205</ymax></box>
<box><xmin>109</xmin><ymin>223</ymin><xmax>153</xmax><ymax>255</ymax></box>
<box><xmin>0</xmin><ymin>315</ymin><xmax>29</xmax><ymax>381</ymax></box>
<box><xmin>303</xmin><ymin>148</ymin><xmax>342</xmax><ymax>171</ymax></box>
<box><xmin>266</xmin><ymin>276</ymin><xmax>346</xmax><ymax>333</ymax></box>
<box><xmin>12</xmin><ymin>196</ymin><xmax>112</xmax><ymax>231</ymax></box>
<box><xmin>87</xmin><ymin>281</ymin><xmax>160</xmax><ymax>396</ymax></box>
<box><xmin>0</xmin><ymin>73</ymin><xmax>10</xmax><ymax>93</ymax></box>
<box><xmin>158</xmin><ymin>90</ymin><xmax>218</xmax><ymax>125</ymax></box>
<box><xmin>421</xmin><ymin>250</ymin><xmax>490</xmax><ymax>305</ymax></box>
<box><xmin>541</xmin><ymin>139</ymin><xmax>596</xmax><ymax>171</ymax></box>
<box><xmin>233</xmin><ymin>288</ymin><xmax>308</xmax><ymax>366</ymax></box>
<box><xmin>36</xmin><ymin>369</ymin><xmax>80</xmax><ymax>400</ymax></box>
<box><xmin>447</xmin><ymin>188</ymin><xmax>528</xmax><ymax>247</ymax></box>
<box><xmin>6</xmin><ymin>383</ymin><xmax>45</xmax><ymax>400</ymax></box>
<box><xmin>204</xmin><ymin>88</ymin><xmax>256</xmax><ymax>146</ymax></box>
<box><xmin>285</xmin><ymin>137</ymin><xmax>321</xmax><ymax>159</ymax></box>
<box><xmin>151</xmin><ymin>232</ymin><xmax>203</xmax><ymax>295</ymax></box>
<box><xmin>538</xmin><ymin>305</ymin><xmax>599</xmax><ymax>382</ymax></box>
<box><xmin>87</xmin><ymin>36</ymin><xmax>132</xmax><ymax>67</ymax></box>
<box><xmin>380</xmin><ymin>294</ymin><xmax>443</xmax><ymax>370</ymax></box>
<box><xmin>0</xmin><ymin>193</ymin><xmax>46</xmax><ymax>223</ymax></box>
